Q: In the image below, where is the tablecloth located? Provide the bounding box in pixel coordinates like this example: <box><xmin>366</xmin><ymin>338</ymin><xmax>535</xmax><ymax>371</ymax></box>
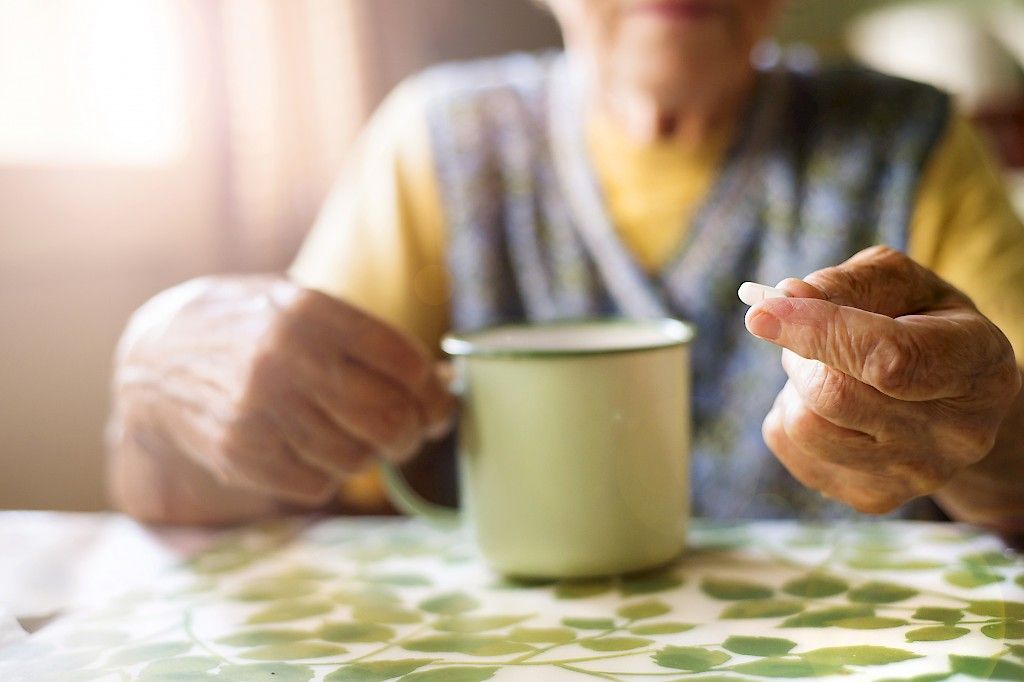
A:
<box><xmin>2</xmin><ymin>516</ymin><xmax>1023</xmax><ymax>681</ymax></box>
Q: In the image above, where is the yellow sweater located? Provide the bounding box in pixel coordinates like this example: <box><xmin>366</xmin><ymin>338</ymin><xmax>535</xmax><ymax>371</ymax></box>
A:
<box><xmin>290</xmin><ymin>79</ymin><xmax>1024</xmax><ymax>507</ymax></box>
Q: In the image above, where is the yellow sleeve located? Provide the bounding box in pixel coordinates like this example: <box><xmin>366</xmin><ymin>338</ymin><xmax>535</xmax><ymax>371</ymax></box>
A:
<box><xmin>909</xmin><ymin>115</ymin><xmax>1024</xmax><ymax>363</ymax></box>
<box><xmin>288</xmin><ymin>78</ymin><xmax>450</xmax><ymax>356</ymax></box>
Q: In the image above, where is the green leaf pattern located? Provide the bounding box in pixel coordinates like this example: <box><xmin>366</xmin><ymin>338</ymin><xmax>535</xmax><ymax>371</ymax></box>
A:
<box><xmin>3</xmin><ymin>518</ymin><xmax>1021</xmax><ymax>681</ymax></box>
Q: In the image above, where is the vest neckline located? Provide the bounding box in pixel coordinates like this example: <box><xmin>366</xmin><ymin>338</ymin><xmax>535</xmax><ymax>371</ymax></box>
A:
<box><xmin>547</xmin><ymin>55</ymin><xmax>793</xmax><ymax>319</ymax></box>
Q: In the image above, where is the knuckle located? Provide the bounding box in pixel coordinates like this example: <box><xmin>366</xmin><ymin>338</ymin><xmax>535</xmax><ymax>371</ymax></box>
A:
<box><xmin>861</xmin><ymin>244</ymin><xmax>902</xmax><ymax>264</ymax></box>
<box><xmin>266</xmin><ymin>290</ymin><xmax>332</xmax><ymax>351</ymax></box>
<box><xmin>249</xmin><ymin>328</ymin><xmax>297</xmax><ymax>386</ymax></box>
<box><xmin>855</xmin><ymin>245</ymin><xmax>914</xmax><ymax>280</ymax></box>
<box><xmin>776</xmin><ymin>277</ymin><xmax>806</xmax><ymax>292</ymax></box>
<box><xmin>965</xmin><ymin>426</ymin><xmax>998</xmax><ymax>460</ymax></box>
<box><xmin>264</xmin><ymin>306</ymin><xmax>306</xmax><ymax>351</ymax></box>
<box><xmin>783</xmin><ymin>404</ymin><xmax>822</xmax><ymax>451</ymax></box>
<box><xmin>863</xmin><ymin>335</ymin><xmax>919</xmax><ymax>396</ymax></box>
<box><xmin>811</xmin><ymin>246</ymin><xmax>923</xmax><ymax>312</ymax></box>
<box><xmin>248</xmin><ymin>340</ymin><xmax>288</xmax><ymax>387</ymax></box>
<box><xmin>275</xmin><ymin>283</ymin><xmax>322</xmax><ymax>319</ymax></box>
<box><xmin>808</xmin><ymin>259</ymin><xmax>880</xmax><ymax>306</ymax></box>
<box><xmin>806</xmin><ymin>267</ymin><xmax>853</xmax><ymax>302</ymax></box>
<box><xmin>214</xmin><ymin>418</ymin><xmax>251</xmax><ymax>465</ymax></box>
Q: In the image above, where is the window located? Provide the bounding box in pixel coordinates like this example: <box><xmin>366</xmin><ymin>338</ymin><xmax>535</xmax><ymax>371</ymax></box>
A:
<box><xmin>0</xmin><ymin>0</ymin><xmax>186</xmax><ymax>165</ymax></box>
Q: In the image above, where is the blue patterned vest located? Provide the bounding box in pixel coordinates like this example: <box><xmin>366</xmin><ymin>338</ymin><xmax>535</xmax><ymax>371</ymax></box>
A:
<box><xmin>421</xmin><ymin>53</ymin><xmax>951</xmax><ymax>520</ymax></box>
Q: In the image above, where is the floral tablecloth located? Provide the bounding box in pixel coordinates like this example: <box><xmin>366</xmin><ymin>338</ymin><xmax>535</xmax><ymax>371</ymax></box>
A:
<box><xmin>2</xmin><ymin>517</ymin><xmax>1023</xmax><ymax>681</ymax></box>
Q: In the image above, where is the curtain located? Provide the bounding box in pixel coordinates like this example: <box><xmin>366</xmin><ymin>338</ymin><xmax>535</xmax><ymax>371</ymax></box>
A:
<box><xmin>205</xmin><ymin>0</ymin><xmax>561</xmax><ymax>271</ymax></box>
<box><xmin>205</xmin><ymin>0</ymin><xmax>375</xmax><ymax>271</ymax></box>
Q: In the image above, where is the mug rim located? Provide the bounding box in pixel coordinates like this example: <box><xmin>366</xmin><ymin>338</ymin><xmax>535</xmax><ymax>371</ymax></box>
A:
<box><xmin>441</xmin><ymin>317</ymin><xmax>695</xmax><ymax>358</ymax></box>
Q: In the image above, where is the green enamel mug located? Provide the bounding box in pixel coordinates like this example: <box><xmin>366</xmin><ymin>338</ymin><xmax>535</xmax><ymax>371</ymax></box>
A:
<box><xmin>379</xmin><ymin>318</ymin><xmax>694</xmax><ymax>578</ymax></box>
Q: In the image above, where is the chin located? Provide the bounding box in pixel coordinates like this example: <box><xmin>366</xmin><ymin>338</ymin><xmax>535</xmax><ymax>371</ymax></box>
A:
<box><xmin>618</xmin><ymin>21</ymin><xmax>746</xmax><ymax>94</ymax></box>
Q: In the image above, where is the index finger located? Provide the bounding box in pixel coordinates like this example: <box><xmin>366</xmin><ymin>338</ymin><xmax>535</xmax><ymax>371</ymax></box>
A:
<box><xmin>746</xmin><ymin>296</ymin><xmax>970</xmax><ymax>401</ymax></box>
<box><xmin>803</xmin><ymin>246</ymin><xmax>967</xmax><ymax>318</ymax></box>
<box><xmin>279</xmin><ymin>286</ymin><xmax>438</xmax><ymax>392</ymax></box>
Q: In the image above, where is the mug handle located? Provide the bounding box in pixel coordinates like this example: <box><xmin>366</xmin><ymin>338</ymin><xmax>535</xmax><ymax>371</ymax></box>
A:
<box><xmin>378</xmin><ymin>460</ymin><xmax>460</xmax><ymax>528</ymax></box>
<box><xmin>377</xmin><ymin>359</ymin><xmax>462</xmax><ymax>529</ymax></box>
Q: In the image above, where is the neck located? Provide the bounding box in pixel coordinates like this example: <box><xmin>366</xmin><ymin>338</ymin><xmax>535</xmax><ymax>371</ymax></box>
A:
<box><xmin>589</xmin><ymin>70</ymin><xmax>756</xmax><ymax>147</ymax></box>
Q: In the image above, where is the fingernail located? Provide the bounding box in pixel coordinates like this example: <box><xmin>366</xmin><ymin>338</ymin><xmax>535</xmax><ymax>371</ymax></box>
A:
<box><xmin>747</xmin><ymin>308</ymin><xmax>781</xmax><ymax>340</ymax></box>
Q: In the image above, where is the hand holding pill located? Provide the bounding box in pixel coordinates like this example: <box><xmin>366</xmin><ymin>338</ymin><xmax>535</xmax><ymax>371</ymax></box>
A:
<box><xmin>737</xmin><ymin>246</ymin><xmax>1021</xmax><ymax>516</ymax></box>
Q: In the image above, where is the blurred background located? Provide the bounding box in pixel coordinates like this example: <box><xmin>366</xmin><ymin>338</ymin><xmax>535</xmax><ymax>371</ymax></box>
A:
<box><xmin>2</xmin><ymin>0</ymin><xmax>1023</xmax><ymax>512</ymax></box>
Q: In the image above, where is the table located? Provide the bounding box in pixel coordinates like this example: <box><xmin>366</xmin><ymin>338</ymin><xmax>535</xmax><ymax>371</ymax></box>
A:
<box><xmin>1</xmin><ymin>515</ymin><xmax>1023</xmax><ymax>681</ymax></box>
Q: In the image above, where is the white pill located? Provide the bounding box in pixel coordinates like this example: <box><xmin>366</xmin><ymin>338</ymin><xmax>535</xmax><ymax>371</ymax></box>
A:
<box><xmin>737</xmin><ymin>281</ymin><xmax>789</xmax><ymax>306</ymax></box>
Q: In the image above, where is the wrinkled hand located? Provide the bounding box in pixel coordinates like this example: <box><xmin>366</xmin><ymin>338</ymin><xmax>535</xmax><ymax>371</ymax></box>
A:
<box><xmin>111</xmin><ymin>276</ymin><xmax>456</xmax><ymax>506</ymax></box>
<box><xmin>748</xmin><ymin>246</ymin><xmax>1021</xmax><ymax>514</ymax></box>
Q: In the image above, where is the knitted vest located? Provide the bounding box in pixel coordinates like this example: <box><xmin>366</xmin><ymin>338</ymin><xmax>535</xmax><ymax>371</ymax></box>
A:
<box><xmin>422</xmin><ymin>53</ymin><xmax>951</xmax><ymax>520</ymax></box>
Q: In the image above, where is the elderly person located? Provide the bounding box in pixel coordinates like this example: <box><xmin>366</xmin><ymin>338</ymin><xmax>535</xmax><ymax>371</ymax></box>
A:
<box><xmin>108</xmin><ymin>0</ymin><xmax>1024</xmax><ymax>530</ymax></box>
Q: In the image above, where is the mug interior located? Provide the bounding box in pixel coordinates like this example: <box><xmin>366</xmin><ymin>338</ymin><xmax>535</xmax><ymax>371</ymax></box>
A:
<box><xmin>442</xmin><ymin>318</ymin><xmax>693</xmax><ymax>357</ymax></box>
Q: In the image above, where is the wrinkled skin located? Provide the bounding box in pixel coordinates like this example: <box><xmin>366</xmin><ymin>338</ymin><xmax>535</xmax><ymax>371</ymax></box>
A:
<box><xmin>751</xmin><ymin>246</ymin><xmax>1023</xmax><ymax>516</ymax></box>
<box><xmin>107</xmin><ymin>276</ymin><xmax>455</xmax><ymax>523</ymax></box>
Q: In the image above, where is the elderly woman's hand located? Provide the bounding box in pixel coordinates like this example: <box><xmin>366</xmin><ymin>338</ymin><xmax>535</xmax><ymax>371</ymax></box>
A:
<box><xmin>110</xmin><ymin>276</ymin><xmax>455</xmax><ymax>511</ymax></box>
<box><xmin>748</xmin><ymin>246</ymin><xmax>1022</xmax><ymax>514</ymax></box>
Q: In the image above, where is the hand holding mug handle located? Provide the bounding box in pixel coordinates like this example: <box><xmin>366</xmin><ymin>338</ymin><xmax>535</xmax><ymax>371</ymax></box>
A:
<box><xmin>378</xmin><ymin>362</ymin><xmax>461</xmax><ymax>527</ymax></box>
